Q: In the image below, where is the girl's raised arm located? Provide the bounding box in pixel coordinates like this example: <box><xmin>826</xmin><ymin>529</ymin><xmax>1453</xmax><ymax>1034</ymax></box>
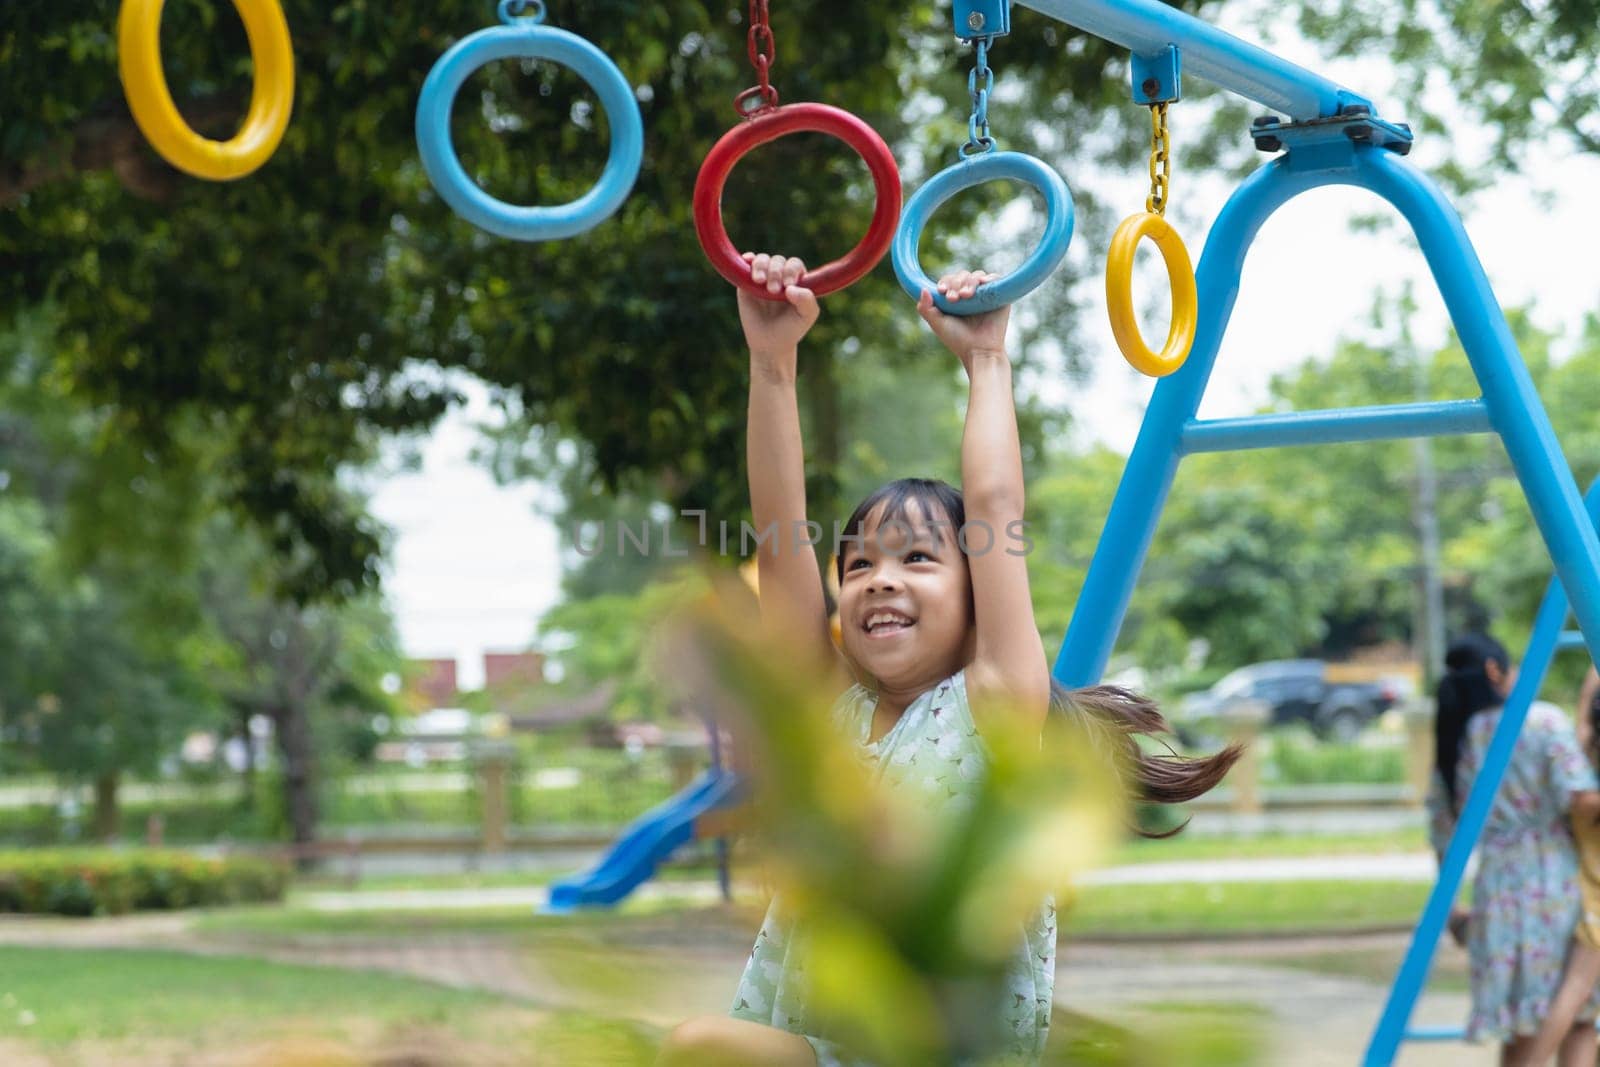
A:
<box><xmin>917</xmin><ymin>272</ymin><xmax>1051</xmax><ymax>733</ymax></box>
<box><xmin>741</xmin><ymin>254</ymin><xmax>849</xmax><ymax>685</ymax></box>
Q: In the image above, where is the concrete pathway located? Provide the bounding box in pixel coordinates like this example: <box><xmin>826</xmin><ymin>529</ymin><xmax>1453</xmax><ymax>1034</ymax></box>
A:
<box><xmin>1059</xmin><ymin>935</ymin><xmax>1485</xmax><ymax>1066</ymax></box>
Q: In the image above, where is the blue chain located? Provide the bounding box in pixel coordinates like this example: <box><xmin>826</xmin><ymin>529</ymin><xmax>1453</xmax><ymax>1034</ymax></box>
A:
<box><xmin>962</xmin><ymin>37</ymin><xmax>995</xmax><ymax>157</ymax></box>
<box><xmin>497</xmin><ymin>0</ymin><xmax>546</xmax><ymax>25</ymax></box>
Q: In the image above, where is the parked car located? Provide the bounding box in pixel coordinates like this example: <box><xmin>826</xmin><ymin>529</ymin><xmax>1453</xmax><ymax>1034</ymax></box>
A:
<box><xmin>1175</xmin><ymin>660</ymin><xmax>1402</xmax><ymax>743</ymax></box>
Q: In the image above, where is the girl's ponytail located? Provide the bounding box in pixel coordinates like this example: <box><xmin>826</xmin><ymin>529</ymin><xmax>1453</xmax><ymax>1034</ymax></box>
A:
<box><xmin>1048</xmin><ymin>680</ymin><xmax>1242</xmax><ymax>838</ymax></box>
<box><xmin>1432</xmin><ymin>632</ymin><xmax>1510</xmax><ymax>811</ymax></box>
<box><xmin>1433</xmin><ymin>672</ymin><xmax>1467</xmax><ymax>811</ymax></box>
<box><xmin>1586</xmin><ymin>684</ymin><xmax>1600</xmax><ymax>772</ymax></box>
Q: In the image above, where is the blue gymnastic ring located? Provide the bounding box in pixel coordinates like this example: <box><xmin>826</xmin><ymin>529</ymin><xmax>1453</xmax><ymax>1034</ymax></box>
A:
<box><xmin>416</xmin><ymin>18</ymin><xmax>643</xmax><ymax>241</ymax></box>
<box><xmin>892</xmin><ymin>151</ymin><xmax>1075</xmax><ymax>316</ymax></box>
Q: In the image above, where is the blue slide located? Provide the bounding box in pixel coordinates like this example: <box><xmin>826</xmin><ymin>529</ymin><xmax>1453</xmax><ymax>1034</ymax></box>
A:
<box><xmin>544</xmin><ymin>768</ymin><xmax>744</xmax><ymax>913</ymax></box>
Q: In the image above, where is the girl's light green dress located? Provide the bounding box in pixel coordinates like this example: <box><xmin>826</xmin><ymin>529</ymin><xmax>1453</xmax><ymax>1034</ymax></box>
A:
<box><xmin>728</xmin><ymin>670</ymin><xmax>1057</xmax><ymax>1065</ymax></box>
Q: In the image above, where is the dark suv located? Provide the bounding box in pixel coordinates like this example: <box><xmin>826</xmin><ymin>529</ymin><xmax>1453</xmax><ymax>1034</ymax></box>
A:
<box><xmin>1175</xmin><ymin>659</ymin><xmax>1402</xmax><ymax>743</ymax></box>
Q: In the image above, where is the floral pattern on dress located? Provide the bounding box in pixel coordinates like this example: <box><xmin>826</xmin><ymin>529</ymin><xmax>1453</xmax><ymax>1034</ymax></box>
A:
<box><xmin>1426</xmin><ymin>700</ymin><xmax>1600</xmax><ymax>1041</ymax></box>
<box><xmin>729</xmin><ymin>670</ymin><xmax>1056</xmax><ymax>1066</ymax></box>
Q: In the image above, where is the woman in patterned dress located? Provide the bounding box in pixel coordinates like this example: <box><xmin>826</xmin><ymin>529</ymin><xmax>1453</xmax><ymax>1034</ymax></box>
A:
<box><xmin>656</xmin><ymin>255</ymin><xmax>1237</xmax><ymax>1066</ymax></box>
<box><xmin>1427</xmin><ymin>633</ymin><xmax>1600</xmax><ymax>1064</ymax></box>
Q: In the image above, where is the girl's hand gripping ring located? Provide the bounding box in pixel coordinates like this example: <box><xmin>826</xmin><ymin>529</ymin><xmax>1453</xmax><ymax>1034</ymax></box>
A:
<box><xmin>892</xmin><ymin>151</ymin><xmax>1074</xmax><ymax>316</ymax></box>
<box><xmin>693</xmin><ymin>103</ymin><xmax>902</xmax><ymax>299</ymax></box>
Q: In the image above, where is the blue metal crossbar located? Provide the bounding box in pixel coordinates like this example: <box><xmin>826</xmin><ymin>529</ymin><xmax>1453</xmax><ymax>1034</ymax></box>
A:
<box><xmin>1403</xmin><ymin>1026</ymin><xmax>1467</xmax><ymax>1042</ymax></box>
<box><xmin>1180</xmin><ymin>400</ymin><xmax>1493</xmax><ymax>455</ymax></box>
<box><xmin>1016</xmin><ymin>0</ymin><xmax>1370</xmax><ymax>119</ymax></box>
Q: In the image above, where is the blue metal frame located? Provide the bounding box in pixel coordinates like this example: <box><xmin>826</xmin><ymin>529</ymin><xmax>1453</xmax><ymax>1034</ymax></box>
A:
<box><xmin>954</xmin><ymin>0</ymin><xmax>1012</xmax><ymax>39</ymax></box>
<box><xmin>997</xmin><ymin>5</ymin><xmax>1600</xmax><ymax>1064</ymax></box>
<box><xmin>1130</xmin><ymin>44</ymin><xmax>1181</xmax><ymax>105</ymax></box>
<box><xmin>1364</xmin><ymin>481</ymin><xmax>1600</xmax><ymax>1059</ymax></box>
<box><xmin>1049</xmin><ymin>137</ymin><xmax>1600</xmax><ymax>692</ymax></box>
<box><xmin>1016</xmin><ymin>0</ymin><xmax>1371</xmax><ymax>119</ymax></box>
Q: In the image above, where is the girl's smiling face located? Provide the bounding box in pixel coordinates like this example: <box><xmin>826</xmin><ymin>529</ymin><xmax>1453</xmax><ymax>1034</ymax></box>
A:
<box><xmin>837</xmin><ymin>496</ymin><xmax>974</xmax><ymax>691</ymax></box>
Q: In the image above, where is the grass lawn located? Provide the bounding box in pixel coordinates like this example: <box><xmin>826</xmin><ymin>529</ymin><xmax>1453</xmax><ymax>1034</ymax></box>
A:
<box><xmin>287</xmin><ymin>828</ymin><xmax>1430</xmax><ymax>895</ymax></box>
<box><xmin>0</xmin><ymin>946</ymin><xmax>658</xmax><ymax>1064</ymax></box>
<box><xmin>1066</xmin><ymin>879</ymin><xmax>1431</xmax><ymax>937</ymax></box>
<box><xmin>0</xmin><ymin>942</ymin><xmax>1268</xmax><ymax>1067</ymax></box>
<box><xmin>1107</xmin><ymin>828</ymin><xmax>1427</xmax><ymax>865</ymax></box>
<box><xmin>1050</xmin><ymin>1001</ymin><xmax>1269</xmax><ymax>1066</ymax></box>
<box><xmin>200</xmin><ymin>876</ymin><xmax>1433</xmax><ymax>943</ymax></box>
<box><xmin>193</xmin><ymin>890</ymin><xmax>740</xmax><ymax>941</ymax></box>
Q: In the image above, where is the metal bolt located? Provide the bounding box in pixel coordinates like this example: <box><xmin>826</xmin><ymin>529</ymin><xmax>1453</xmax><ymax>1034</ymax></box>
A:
<box><xmin>967</xmin><ymin>11</ymin><xmax>985</xmax><ymax>30</ymax></box>
<box><xmin>1142</xmin><ymin>77</ymin><xmax>1160</xmax><ymax>100</ymax></box>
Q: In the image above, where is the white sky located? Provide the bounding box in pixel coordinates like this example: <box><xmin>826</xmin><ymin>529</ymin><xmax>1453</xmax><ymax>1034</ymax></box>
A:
<box><xmin>369</xmin><ymin>8</ymin><xmax>1600</xmax><ymax>687</ymax></box>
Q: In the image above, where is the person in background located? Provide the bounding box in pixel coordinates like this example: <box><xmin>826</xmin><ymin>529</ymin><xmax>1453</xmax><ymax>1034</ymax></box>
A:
<box><xmin>1428</xmin><ymin>634</ymin><xmax>1600</xmax><ymax>1066</ymax></box>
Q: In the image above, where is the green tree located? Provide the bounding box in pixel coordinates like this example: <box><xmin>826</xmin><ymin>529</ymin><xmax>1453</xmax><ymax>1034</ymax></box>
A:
<box><xmin>1295</xmin><ymin>0</ymin><xmax>1600</xmax><ymax>180</ymax></box>
<box><xmin>2</xmin><ymin>1</ymin><xmax>1226</xmax><ymax>597</ymax></box>
<box><xmin>0</xmin><ymin>310</ymin><xmax>221</xmax><ymax>834</ymax></box>
<box><xmin>0</xmin><ymin>499</ymin><xmax>62</xmax><ymax>746</ymax></box>
<box><xmin>197</xmin><ymin>517</ymin><xmax>403</xmax><ymax>851</ymax></box>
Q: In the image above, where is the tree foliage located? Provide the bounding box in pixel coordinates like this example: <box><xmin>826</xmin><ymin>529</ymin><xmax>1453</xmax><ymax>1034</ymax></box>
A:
<box><xmin>1295</xmin><ymin>0</ymin><xmax>1600</xmax><ymax>180</ymax></box>
<box><xmin>2</xmin><ymin>0</ymin><xmax>1221</xmax><ymax>596</ymax></box>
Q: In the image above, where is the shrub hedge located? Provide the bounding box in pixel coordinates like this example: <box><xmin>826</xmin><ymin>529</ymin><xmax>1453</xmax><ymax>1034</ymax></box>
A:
<box><xmin>0</xmin><ymin>850</ymin><xmax>288</xmax><ymax>916</ymax></box>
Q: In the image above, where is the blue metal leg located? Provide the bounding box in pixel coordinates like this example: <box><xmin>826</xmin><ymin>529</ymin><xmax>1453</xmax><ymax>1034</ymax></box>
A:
<box><xmin>1364</xmin><ymin>481</ymin><xmax>1600</xmax><ymax>1064</ymax></box>
<box><xmin>1053</xmin><ymin>157</ymin><xmax>1320</xmax><ymax>687</ymax></box>
<box><xmin>1358</xmin><ymin>151</ymin><xmax>1600</xmax><ymax>658</ymax></box>
<box><xmin>1044</xmin><ymin>139</ymin><xmax>1600</xmax><ymax>1064</ymax></box>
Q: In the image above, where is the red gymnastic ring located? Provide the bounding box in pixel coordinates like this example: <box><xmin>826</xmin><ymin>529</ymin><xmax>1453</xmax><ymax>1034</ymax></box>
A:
<box><xmin>693</xmin><ymin>102</ymin><xmax>902</xmax><ymax>299</ymax></box>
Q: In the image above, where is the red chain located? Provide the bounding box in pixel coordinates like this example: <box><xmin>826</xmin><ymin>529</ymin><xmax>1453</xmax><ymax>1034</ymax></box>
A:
<box><xmin>734</xmin><ymin>0</ymin><xmax>780</xmax><ymax>115</ymax></box>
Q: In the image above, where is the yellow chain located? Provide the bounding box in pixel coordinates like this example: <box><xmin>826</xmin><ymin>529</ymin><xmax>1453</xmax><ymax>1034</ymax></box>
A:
<box><xmin>1145</xmin><ymin>102</ymin><xmax>1171</xmax><ymax>215</ymax></box>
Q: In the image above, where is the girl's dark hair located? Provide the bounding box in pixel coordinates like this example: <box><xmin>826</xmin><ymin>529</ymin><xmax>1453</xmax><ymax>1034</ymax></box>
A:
<box><xmin>837</xmin><ymin>478</ymin><xmax>1238</xmax><ymax>833</ymax></box>
<box><xmin>834</xmin><ymin>478</ymin><xmax>966</xmax><ymax>587</ymax></box>
<box><xmin>1049</xmin><ymin>680</ymin><xmax>1243</xmax><ymax>838</ymax></box>
<box><xmin>1587</xmin><ymin>684</ymin><xmax>1600</xmax><ymax>772</ymax></box>
<box><xmin>1434</xmin><ymin>632</ymin><xmax>1510</xmax><ymax>810</ymax></box>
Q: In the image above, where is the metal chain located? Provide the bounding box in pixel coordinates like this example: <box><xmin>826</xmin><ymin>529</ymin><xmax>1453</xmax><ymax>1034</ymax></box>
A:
<box><xmin>734</xmin><ymin>0</ymin><xmax>780</xmax><ymax>115</ymax></box>
<box><xmin>1146</xmin><ymin>102</ymin><xmax>1171</xmax><ymax>214</ymax></box>
<box><xmin>961</xmin><ymin>37</ymin><xmax>995</xmax><ymax>157</ymax></box>
<box><xmin>497</xmin><ymin>0</ymin><xmax>546</xmax><ymax>23</ymax></box>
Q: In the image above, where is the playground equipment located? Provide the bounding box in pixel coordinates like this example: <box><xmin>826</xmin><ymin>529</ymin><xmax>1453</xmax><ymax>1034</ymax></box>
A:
<box><xmin>891</xmin><ymin>11</ymin><xmax>1074</xmax><ymax>316</ymax></box>
<box><xmin>546</xmin><ymin>711</ymin><xmax>746</xmax><ymax>914</ymax></box>
<box><xmin>544</xmin><ymin>766</ymin><xmax>744</xmax><ymax>912</ymax></box>
<box><xmin>1104</xmin><ymin>46</ymin><xmax>1196</xmax><ymax>377</ymax></box>
<box><xmin>1012</xmin><ymin>1</ymin><xmax>1600</xmax><ymax>1063</ymax></box>
<box><xmin>111</xmin><ymin>2</ymin><xmax>1600</xmax><ymax>1051</ymax></box>
<box><xmin>117</xmin><ymin>0</ymin><xmax>294</xmax><ymax>180</ymax></box>
<box><xmin>416</xmin><ymin>0</ymin><xmax>643</xmax><ymax>241</ymax></box>
<box><xmin>693</xmin><ymin>0</ymin><xmax>902</xmax><ymax>298</ymax></box>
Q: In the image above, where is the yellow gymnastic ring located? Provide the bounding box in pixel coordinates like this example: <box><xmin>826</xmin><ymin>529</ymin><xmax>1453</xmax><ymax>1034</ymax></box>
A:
<box><xmin>1105</xmin><ymin>211</ymin><xmax>1198</xmax><ymax>378</ymax></box>
<box><xmin>117</xmin><ymin>0</ymin><xmax>294</xmax><ymax>180</ymax></box>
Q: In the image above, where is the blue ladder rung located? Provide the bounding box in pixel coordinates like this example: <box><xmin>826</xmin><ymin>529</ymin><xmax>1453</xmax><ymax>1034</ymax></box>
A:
<box><xmin>1180</xmin><ymin>399</ymin><xmax>1493</xmax><ymax>455</ymax></box>
<box><xmin>1559</xmin><ymin>629</ymin><xmax>1589</xmax><ymax>650</ymax></box>
<box><xmin>1403</xmin><ymin>1026</ymin><xmax>1466</xmax><ymax>1042</ymax></box>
